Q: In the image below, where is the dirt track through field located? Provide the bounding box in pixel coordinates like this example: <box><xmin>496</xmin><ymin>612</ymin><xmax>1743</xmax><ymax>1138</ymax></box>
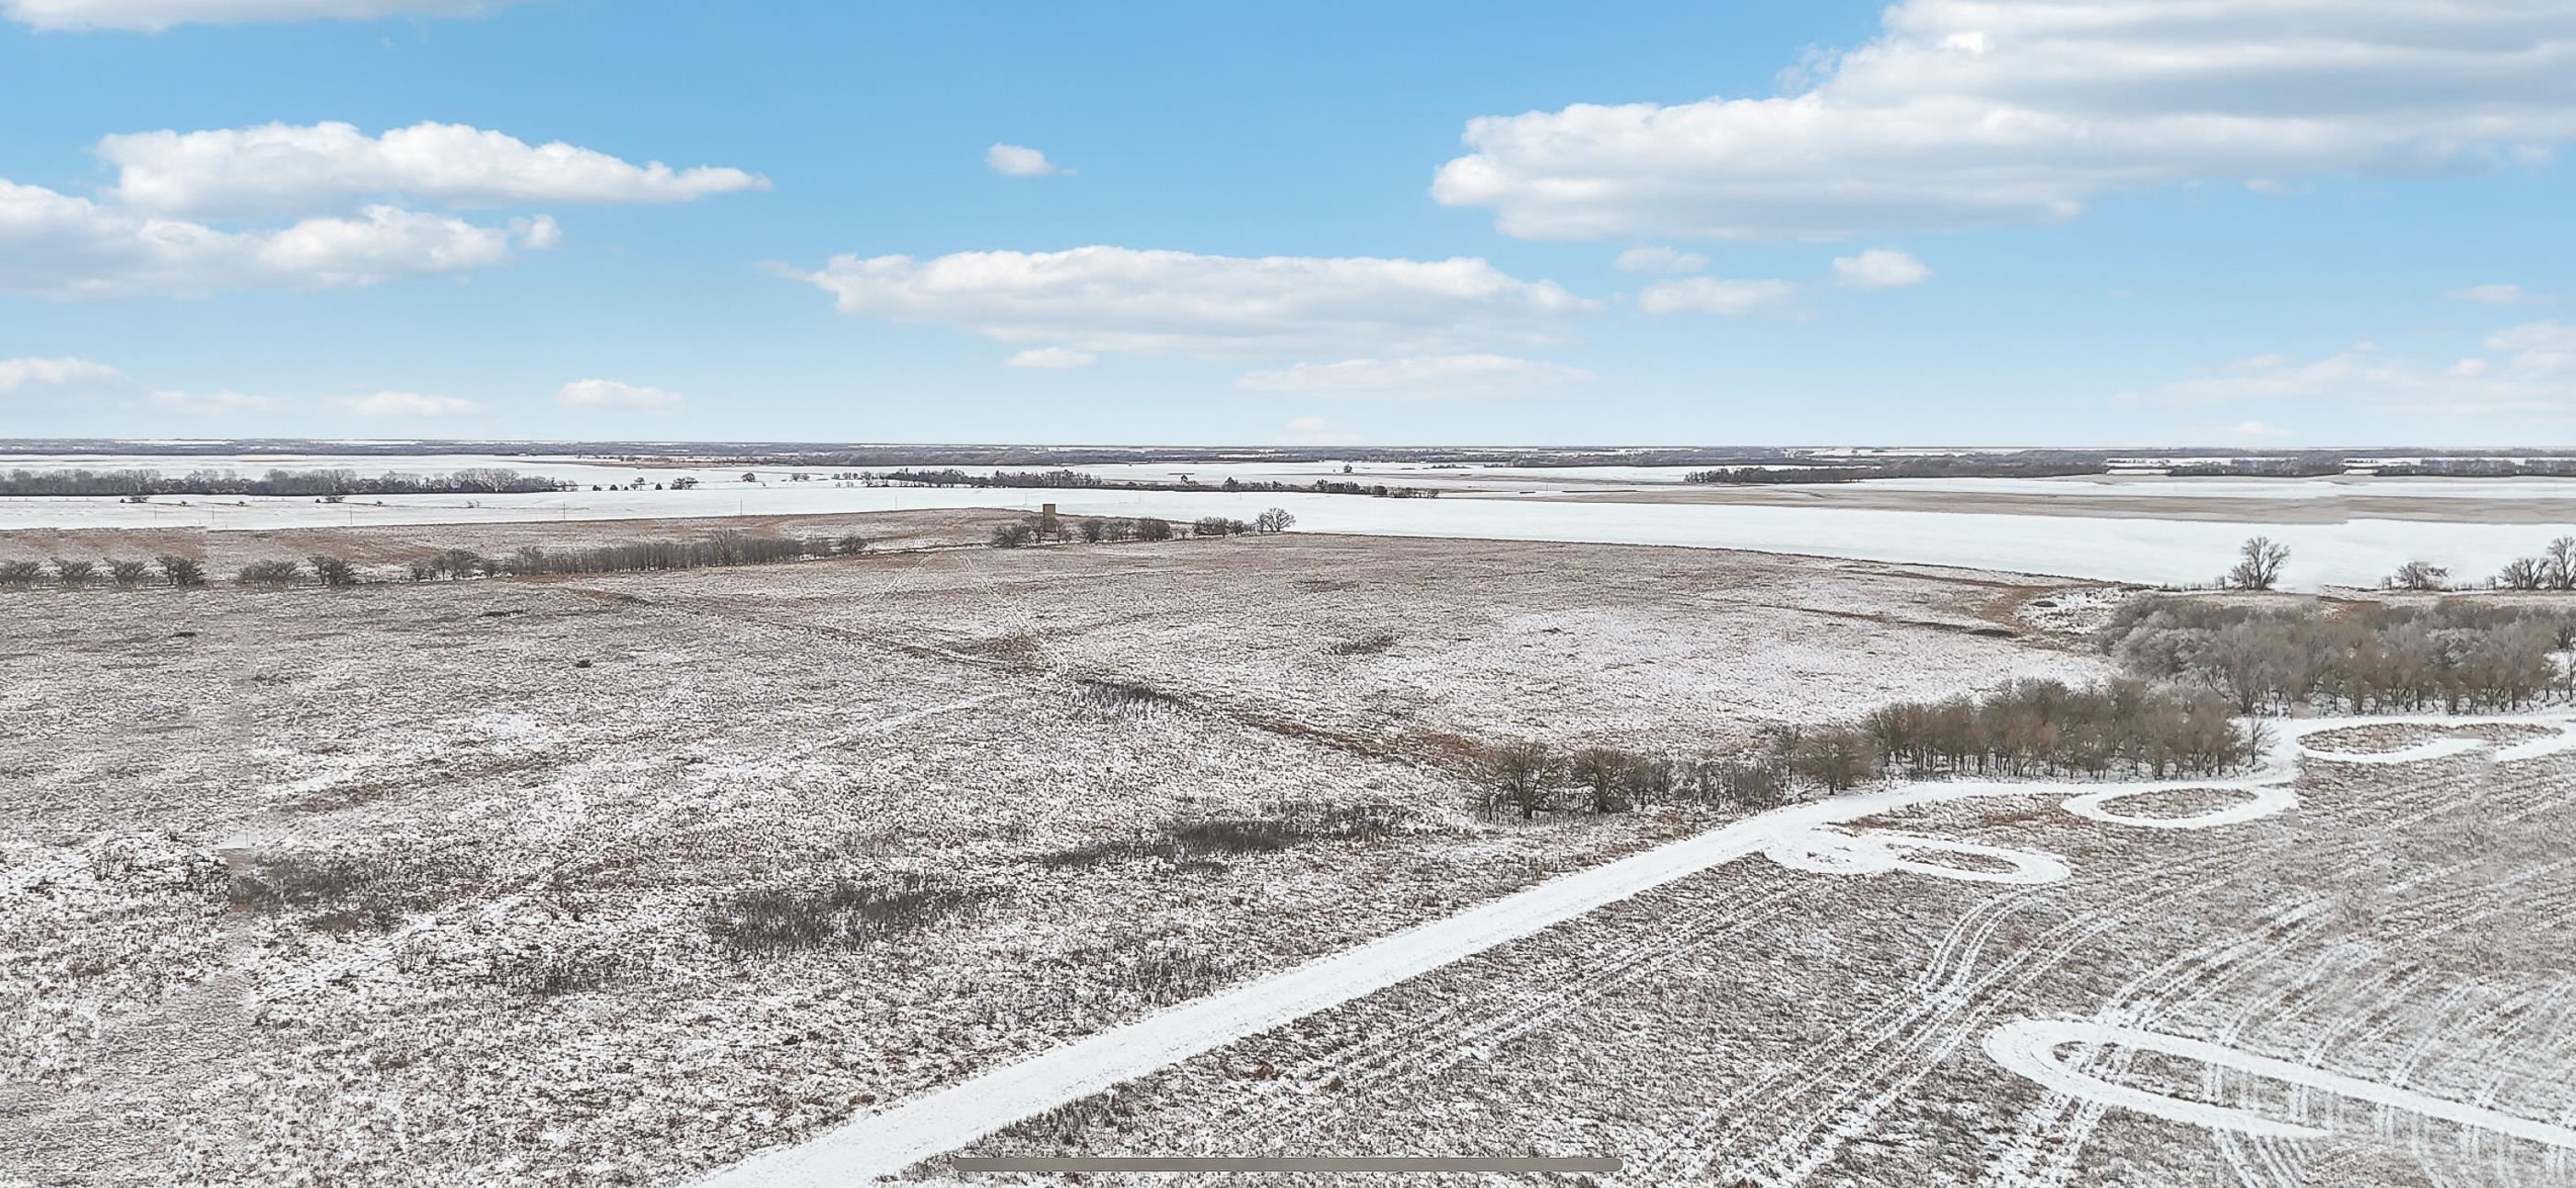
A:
<box><xmin>696</xmin><ymin>714</ymin><xmax>2576</xmax><ymax>1187</ymax></box>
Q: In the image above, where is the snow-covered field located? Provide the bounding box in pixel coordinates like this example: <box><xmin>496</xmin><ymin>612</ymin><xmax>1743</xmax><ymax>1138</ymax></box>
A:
<box><xmin>728</xmin><ymin>713</ymin><xmax>2576</xmax><ymax>1186</ymax></box>
<box><xmin>2</xmin><ymin>478</ymin><xmax>2569</xmax><ymax>591</ymax></box>
<box><xmin>8</xmin><ymin>453</ymin><xmax>2576</xmax><ymax>590</ymax></box>
<box><xmin>0</xmin><ymin>532</ymin><xmax>2100</xmax><ymax>1186</ymax></box>
<box><xmin>921</xmin><ymin>715</ymin><xmax>2576</xmax><ymax>1188</ymax></box>
<box><xmin>8</xmin><ymin>522</ymin><xmax>2570</xmax><ymax>1187</ymax></box>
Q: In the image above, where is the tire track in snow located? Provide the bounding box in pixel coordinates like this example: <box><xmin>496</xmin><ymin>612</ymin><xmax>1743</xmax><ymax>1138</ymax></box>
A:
<box><xmin>691</xmin><ymin>711</ymin><xmax>2570</xmax><ymax>1186</ymax></box>
<box><xmin>1979</xmin><ymin>726</ymin><xmax>2576</xmax><ymax>1182</ymax></box>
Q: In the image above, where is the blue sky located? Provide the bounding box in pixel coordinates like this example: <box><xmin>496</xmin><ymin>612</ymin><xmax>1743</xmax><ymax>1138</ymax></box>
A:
<box><xmin>3</xmin><ymin>0</ymin><xmax>2571</xmax><ymax>447</ymax></box>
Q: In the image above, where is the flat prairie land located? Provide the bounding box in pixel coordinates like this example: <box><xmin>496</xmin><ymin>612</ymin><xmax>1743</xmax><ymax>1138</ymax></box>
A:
<box><xmin>1</xmin><ymin>526</ymin><xmax>2103</xmax><ymax>1185</ymax></box>
<box><xmin>0</xmin><ymin>507</ymin><xmax>1015</xmax><ymax>572</ymax></box>
<box><xmin>947</xmin><ymin>730</ymin><xmax>2576</xmax><ymax>1188</ymax></box>
<box><xmin>16</xmin><ymin>524</ymin><xmax>2569</xmax><ymax>1188</ymax></box>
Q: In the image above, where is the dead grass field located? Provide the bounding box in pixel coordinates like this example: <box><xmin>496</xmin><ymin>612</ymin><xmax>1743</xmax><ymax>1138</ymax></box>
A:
<box><xmin>0</xmin><ymin>523</ymin><xmax>2109</xmax><ymax>1186</ymax></box>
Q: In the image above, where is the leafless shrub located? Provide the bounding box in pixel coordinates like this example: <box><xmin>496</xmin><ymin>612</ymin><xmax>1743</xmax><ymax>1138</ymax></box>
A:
<box><xmin>708</xmin><ymin>875</ymin><xmax>989</xmax><ymax>953</ymax></box>
<box><xmin>155</xmin><ymin>554</ymin><xmax>206</xmax><ymax>588</ymax></box>
<box><xmin>1040</xmin><ymin>802</ymin><xmax>1411</xmax><ymax>868</ymax></box>
<box><xmin>1328</xmin><ymin>631</ymin><xmax>1399</xmax><ymax>656</ymax></box>
<box><xmin>1078</xmin><ymin>518</ymin><xmax>1107</xmax><ymax>543</ymax></box>
<box><xmin>1073</xmin><ymin>677</ymin><xmax>1178</xmax><ymax>712</ymax></box>
<box><xmin>1192</xmin><ymin>516</ymin><xmax>1252</xmax><ymax>537</ymax></box>
<box><xmin>52</xmin><ymin>558</ymin><xmax>97</xmax><ymax>588</ymax></box>
<box><xmin>1569</xmin><ymin>746</ymin><xmax>1640</xmax><ymax>813</ymax></box>
<box><xmin>1132</xmin><ymin>517</ymin><xmax>1174</xmax><ymax>542</ymax></box>
<box><xmin>430</xmin><ymin>548</ymin><xmax>490</xmax><ymax>579</ymax></box>
<box><xmin>0</xmin><ymin>560</ymin><xmax>42</xmax><ymax>588</ymax></box>
<box><xmin>2102</xmin><ymin>596</ymin><xmax>2566</xmax><ymax>715</ymax></box>
<box><xmin>1254</xmin><ymin>507</ymin><xmax>1295</xmax><ymax>534</ymax></box>
<box><xmin>836</xmin><ymin>533</ymin><xmax>870</xmax><ymax>555</ymax></box>
<box><xmin>990</xmin><ymin>522</ymin><xmax>1036</xmax><ymax>548</ymax></box>
<box><xmin>227</xmin><ymin>848</ymin><xmax>486</xmax><ymax>933</ymax></box>
<box><xmin>487</xmin><ymin>949</ymin><xmax>629</xmax><ymax>997</ymax></box>
<box><xmin>1064</xmin><ymin>938</ymin><xmax>1234</xmax><ymax>1007</ymax></box>
<box><xmin>235</xmin><ymin>559</ymin><xmax>302</xmax><ymax>589</ymax></box>
<box><xmin>1777</xmin><ymin>725</ymin><xmax>1884</xmax><ymax>791</ymax></box>
<box><xmin>107</xmin><ymin>558</ymin><xmax>149</xmax><ymax>588</ymax></box>
<box><xmin>1682</xmin><ymin>755</ymin><xmax>1793</xmax><ymax>809</ymax></box>
<box><xmin>300</xmin><ymin>555</ymin><xmax>357</xmax><ymax>588</ymax></box>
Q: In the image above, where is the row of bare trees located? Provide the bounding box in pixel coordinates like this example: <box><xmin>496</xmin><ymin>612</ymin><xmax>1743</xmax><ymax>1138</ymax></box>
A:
<box><xmin>2383</xmin><ymin>537</ymin><xmax>2576</xmax><ymax>591</ymax></box>
<box><xmin>2104</xmin><ymin>597</ymin><xmax>2574</xmax><ymax>713</ymax></box>
<box><xmin>1468</xmin><ymin>678</ymin><xmax>2263</xmax><ymax>820</ymax></box>
<box><xmin>5</xmin><ymin>532</ymin><xmax>865</xmax><ymax>592</ymax></box>
<box><xmin>0</xmin><ymin>466</ymin><xmax>569</xmax><ymax>497</ymax></box>
<box><xmin>991</xmin><ymin>508</ymin><xmax>1294</xmax><ymax>548</ymax></box>
<box><xmin>2</xmin><ymin>554</ymin><xmax>222</xmax><ymax>588</ymax></box>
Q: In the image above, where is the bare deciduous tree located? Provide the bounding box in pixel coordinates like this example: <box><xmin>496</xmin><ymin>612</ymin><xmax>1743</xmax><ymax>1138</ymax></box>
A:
<box><xmin>2225</xmin><ymin>536</ymin><xmax>2289</xmax><ymax>590</ymax></box>
<box><xmin>2498</xmin><ymin>556</ymin><xmax>2549</xmax><ymax>590</ymax></box>
<box><xmin>236</xmin><ymin>559</ymin><xmax>302</xmax><ymax>589</ymax></box>
<box><xmin>156</xmin><ymin>554</ymin><xmax>206</xmax><ymax>588</ymax></box>
<box><xmin>1475</xmin><ymin>741</ymin><xmax>1561</xmax><ymax>820</ymax></box>
<box><xmin>309</xmin><ymin>555</ymin><xmax>358</xmax><ymax>588</ymax></box>
<box><xmin>2384</xmin><ymin>560</ymin><xmax>2449</xmax><ymax>591</ymax></box>
<box><xmin>2546</xmin><ymin>536</ymin><xmax>2576</xmax><ymax>590</ymax></box>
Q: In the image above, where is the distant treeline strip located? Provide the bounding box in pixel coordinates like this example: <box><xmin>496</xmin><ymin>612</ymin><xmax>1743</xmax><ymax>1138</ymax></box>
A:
<box><xmin>863</xmin><ymin>468</ymin><xmax>1438</xmax><ymax>498</ymax></box>
<box><xmin>1684</xmin><ymin>459</ymin><xmax>2110</xmax><ymax>483</ymax></box>
<box><xmin>0</xmin><ymin>512</ymin><xmax>1279</xmax><ymax>591</ymax></box>
<box><xmin>0</xmin><ymin>467</ymin><xmax>573</xmax><ymax>497</ymax></box>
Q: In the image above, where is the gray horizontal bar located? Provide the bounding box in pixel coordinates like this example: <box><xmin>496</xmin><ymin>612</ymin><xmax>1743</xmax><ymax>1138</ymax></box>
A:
<box><xmin>950</xmin><ymin>1156</ymin><xmax>1622</xmax><ymax>1173</ymax></box>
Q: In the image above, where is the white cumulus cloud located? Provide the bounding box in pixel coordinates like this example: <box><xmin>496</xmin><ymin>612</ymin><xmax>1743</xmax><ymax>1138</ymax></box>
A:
<box><xmin>1274</xmin><ymin>415</ymin><xmax>1362</xmax><ymax>447</ymax></box>
<box><xmin>1832</xmin><ymin>248</ymin><xmax>1931</xmax><ymax>289</ymax></box>
<box><xmin>98</xmin><ymin>122</ymin><xmax>767</xmax><ymax>219</ymax></box>
<box><xmin>0</xmin><ymin>355</ymin><xmax>124</xmax><ymax>391</ymax></box>
<box><xmin>1612</xmin><ymin>246</ymin><xmax>1707</xmax><ymax>274</ymax></box>
<box><xmin>556</xmin><ymin>379</ymin><xmax>683</xmax><ymax>413</ymax></box>
<box><xmin>2129</xmin><ymin>321</ymin><xmax>2576</xmax><ymax>415</ymax></box>
<box><xmin>1434</xmin><ymin>0</ymin><xmax>2576</xmax><ymax>239</ymax></box>
<box><xmin>4</xmin><ymin>0</ymin><xmax>505</xmax><ymax>30</ymax></box>
<box><xmin>1002</xmin><ymin>347</ymin><xmax>1096</xmax><ymax>369</ymax></box>
<box><xmin>329</xmin><ymin>390</ymin><xmax>482</xmax><ymax>417</ymax></box>
<box><xmin>775</xmin><ymin>246</ymin><xmax>1594</xmax><ymax>357</ymax></box>
<box><xmin>985</xmin><ymin>144</ymin><xmax>1067</xmax><ymax>177</ymax></box>
<box><xmin>1235</xmin><ymin>354</ymin><xmax>1591</xmax><ymax>401</ymax></box>
<box><xmin>1636</xmin><ymin>276</ymin><xmax>1796</xmax><ymax>316</ymax></box>
<box><xmin>2444</xmin><ymin>283</ymin><xmax>2551</xmax><ymax>306</ymax></box>
<box><xmin>147</xmin><ymin>389</ymin><xmax>282</xmax><ymax>416</ymax></box>
<box><xmin>2</xmin><ymin>180</ymin><xmax>523</xmax><ymax>298</ymax></box>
